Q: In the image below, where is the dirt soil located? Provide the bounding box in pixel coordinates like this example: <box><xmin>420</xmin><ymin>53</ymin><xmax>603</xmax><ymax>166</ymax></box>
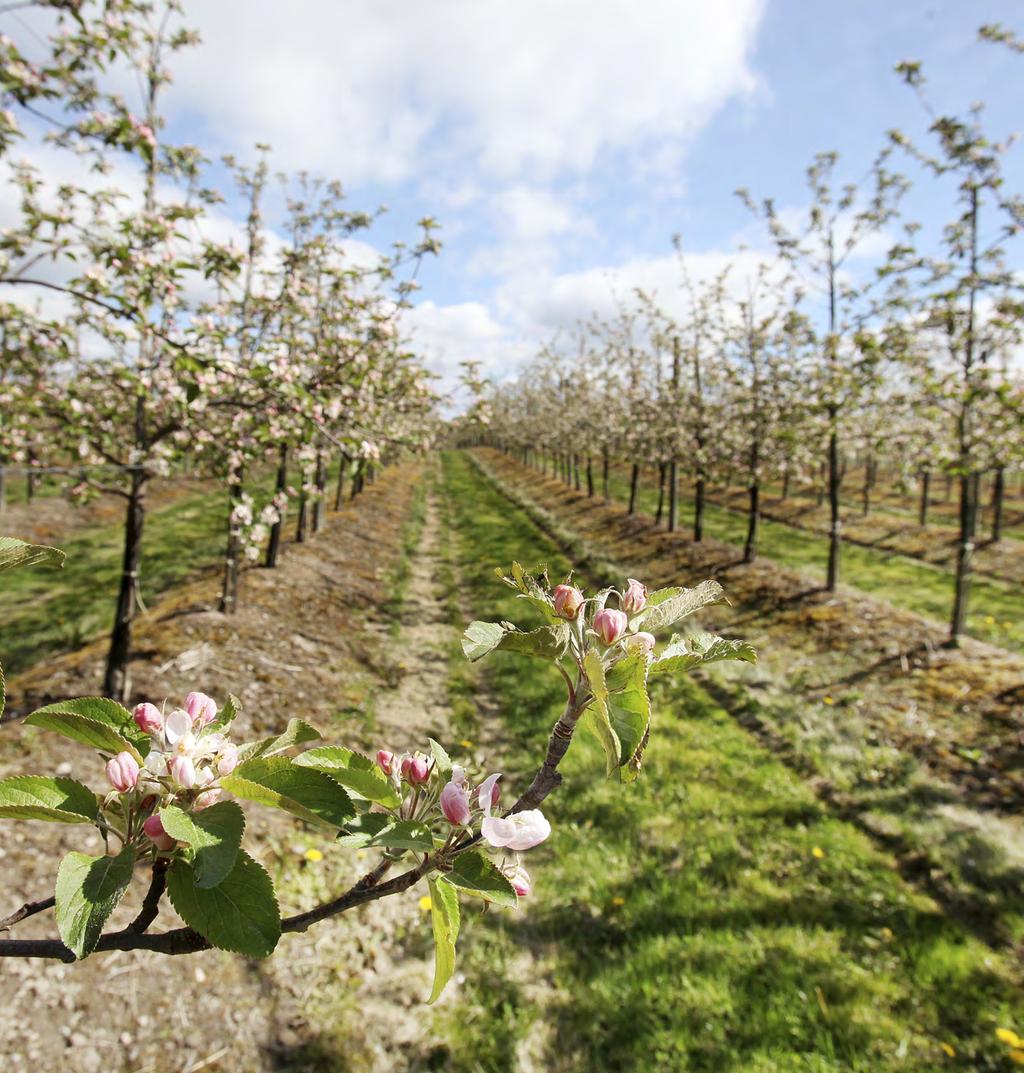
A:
<box><xmin>0</xmin><ymin>462</ymin><xmax>477</xmax><ymax>1073</ymax></box>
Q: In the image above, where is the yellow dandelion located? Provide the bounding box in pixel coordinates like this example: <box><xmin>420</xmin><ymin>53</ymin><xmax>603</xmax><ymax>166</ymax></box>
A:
<box><xmin>304</xmin><ymin>848</ymin><xmax>323</xmax><ymax>863</ymax></box>
<box><xmin>985</xmin><ymin>615</ymin><xmax>997</xmax><ymax>626</ymax></box>
<box><xmin>939</xmin><ymin>1042</ymin><xmax>955</xmax><ymax>1058</ymax></box>
<box><xmin>419</xmin><ymin>895</ymin><xmax>433</xmax><ymax>912</ymax></box>
<box><xmin>1003</xmin><ymin>621</ymin><xmax>1014</xmax><ymax>630</ymax></box>
<box><xmin>1011</xmin><ymin>1051</ymin><xmax>1024</xmax><ymax>1066</ymax></box>
<box><xmin>610</xmin><ymin>896</ymin><xmax>626</xmax><ymax>907</ymax></box>
<box><xmin>812</xmin><ymin>846</ymin><xmax>825</xmax><ymax>859</ymax></box>
<box><xmin>822</xmin><ymin>696</ymin><xmax>835</xmax><ymax>706</ymax></box>
<box><xmin>880</xmin><ymin>926</ymin><xmax>893</xmax><ymax>941</ymax></box>
<box><xmin>460</xmin><ymin>739</ymin><xmax>474</xmax><ymax>749</ymax></box>
<box><xmin>997</xmin><ymin>1028</ymin><xmax>1024</xmax><ymax>1048</ymax></box>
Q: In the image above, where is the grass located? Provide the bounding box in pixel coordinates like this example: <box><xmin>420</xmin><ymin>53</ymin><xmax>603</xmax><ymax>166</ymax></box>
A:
<box><xmin>381</xmin><ymin>476</ymin><xmax>428</xmax><ymax>632</ymax></box>
<box><xmin>433</xmin><ymin>448</ymin><xmax>1024</xmax><ymax>1073</ymax></box>
<box><xmin>595</xmin><ymin>465</ymin><xmax>1024</xmax><ymax>654</ymax></box>
<box><xmin>0</xmin><ymin>462</ymin><xmax>345</xmax><ymax>679</ymax></box>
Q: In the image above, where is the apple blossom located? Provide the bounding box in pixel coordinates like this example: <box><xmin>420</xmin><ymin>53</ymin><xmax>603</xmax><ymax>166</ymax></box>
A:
<box><xmin>626</xmin><ymin>632</ymin><xmax>656</xmax><ymax>653</ymax></box>
<box><xmin>440</xmin><ymin>780</ymin><xmax>472</xmax><ymax>826</ymax></box>
<box><xmin>185</xmin><ymin>691</ymin><xmax>217</xmax><ymax>727</ymax></box>
<box><xmin>505</xmin><ymin>863</ymin><xmax>531</xmax><ymax>897</ymax></box>
<box><xmin>105</xmin><ymin>751</ymin><xmax>140</xmax><ymax>793</ymax></box>
<box><xmin>552</xmin><ymin>583</ymin><xmax>585</xmax><ymax>620</ymax></box>
<box><xmin>376</xmin><ymin>749</ymin><xmax>394</xmax><ymax>775</ymax></box>
<box><xmin>477</xmin><ymin>772</ymin><xmax>501</xmax><ymax>810</ymax></box>
<box><xmin>621</xmin><ymin>578</ymin><xmax>648</xmax><ymax>614</ymax></box>
<box><xmin>481</xmin><ymin>809</ymin><xmax>551</xmax><ymax>852</ymax></box>
<box><xmin>142</xmin><ymin>814</ymin><xmax>175</xmax><ymax>851</ymax></box>
<box><xmin>168</xmin><ymin>755</ymin><xmax>197</xmax><ymax>790</ymax></box>
<box><xmin>593</xmin><ymin>608</ymin><xmax>628</xmax><ymax>646</ymax></box>
<box><xmin>133</xmin><ymin>702</ymin><xmax>163</xmax><ymax>735</ymax></box>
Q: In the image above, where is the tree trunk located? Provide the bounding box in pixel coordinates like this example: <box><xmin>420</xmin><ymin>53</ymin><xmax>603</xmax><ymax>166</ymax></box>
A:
<box><xmin>826</xmin><ymin>428</ymin><xmax>841</xmax><ymax>591</ymax></box>
<box><xmin>351</xmin><ymin>461</ymin><xmax>365</xmax><ymax>499</ymax></box>
<box><xmin>744</xmin><ymin>478</ymin><xmax>760</xmax><ymax>564</ymax></box>
<box><xmin>334</xmin><ymin>452</ymin><xmax>347</xmax><ymax>511</ymax></box>
<box><xmin>950</xmin><ymin>471</ymin><xmax>979</xmax><ymax>644</ymax></box>
<box><xmin>295</xmin><ymin>491</ymin><xmax>308</xmax><ymax>543</ymax></box>
<box><xmin>265</xmin><ymin>445</ymin><xmax>287</xmax><ymax>569</ymax></box>
<box><xmin>991</xmin><ymin>466</ymin><xmax>1005</xmax><ymax>543</ymax></box>
<box><xmin>586</xmin><ymin>455</ymin><xmax>594</xmax><ymax>497</ymax></box>
<box><xmin>655</xmin><ymin>462</ymin><xmax>666</xmax><ymax>525</ymax></box>
<box><xmin>218</xmin><ymin>464</ymin><xmax>244</xmax><ymax>614</ymax></box>
<box><xmin>628</xmin><ymin>463</ymin><xmax>640</xmax><ymax>515</ymax></box>
<box><xmin>918</xmin><ymin>469</ymin><xmax>930</xmax><ymax>528</ymax></box>
<box><xmin>861</xmin><ymin>457</ymin><xmax>872</xmax><ymax>518</ymax></box>
<box><xmin>781</xmin><ymin>469</ymin><xmax>790</xmax><ymax>502</ymax></box>
<box><xmin>668</xmin><ymin>460</ymin><xmax>679</xmax><ymax>533</ymax></box>
<box><xmin>313</xmin><ymin>451</ymin><xmax>327</xmax><ymax>533</ymax></box>
<box><xmin>103</xmin><ymin>471</ymin><xmax>146</xmax><ymax>701</ymax></box>
<box><xmin>694</xmin><ymin>477</ymin><xmax>705</xmax><ymax>542</ymax></box>
<box><xmin>573</xmin><ymin>453</ymin><xmax>581</xmax><ymax>492</ymax></box>
<box><xmin>0</xmin><ymin>465</ymin><xmax>6</xmax><ymax>512</ymax></box>
<box><xmin>602</xmin><ymin>449</ymin><xmax>610</xmax><ymax>502</ymax></box>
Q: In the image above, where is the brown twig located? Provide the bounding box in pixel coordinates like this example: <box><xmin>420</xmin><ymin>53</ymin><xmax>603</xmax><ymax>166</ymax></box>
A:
<box><xmin>0</xmin><ymin>895</ymin><xmax>55</xmax><ymax>932</ymax></box>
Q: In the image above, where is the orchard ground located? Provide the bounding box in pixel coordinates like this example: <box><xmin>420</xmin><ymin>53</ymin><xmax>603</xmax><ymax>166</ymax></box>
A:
<box><xmin>0</xmin><ymin>451</ymin><xmax>1021</xmax><ymax>1071</ymax></box>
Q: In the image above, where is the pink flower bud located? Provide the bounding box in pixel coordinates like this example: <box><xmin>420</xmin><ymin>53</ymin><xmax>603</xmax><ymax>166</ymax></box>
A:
<box><xmin>133</xmin><ymin>702</ymin><xmax>163</xmax><ymax>735</ymax></box>
<box><xmin>621</xmin><ymin>578</ymin><xmax>647</xmax><ymax>614</ymax></box>
<box><xmin>376</xmin><ymin>749</ymin><xmax>394</xmax><ymax>775</ymax></box>
<box><xmin>506</xmin><ymin>863</ymin><xmax>531</xmax><ymax>897</ymax></box>
<box><xmin>143</xmin><ymin>814</ymin><xmax>175</xmax><ymax>851</ymax></box>
<box><xmin>626</xmin><ymin>631</ymin><xmax>656</xmax><ymax>654</ymax></box>
<box><xmin>399</xmin><ymin>754</ymin><xmax>413</xmax><ymax>779</ymax></box>
<box><xmin>407</xmin><ymin>756</ymin><xmax>430</xmax><ymax>785</ymax></box>
<box><xmin>593</xmin><ymin>608</ymin><xmax>628</xmax><ymax>646</ymax></box>
<box><xmin>184</xmin><ymin>691</ymin><xmax>217</xmax><ymax>727</ymax></box>
<box><xmin>105</xmin><ymin>751</ymin><xmax>140</xmax><ymax>793</ymax></box>
<box><xmin>216</xmin><ymin>744</ymin><xmax>238</xmax><ymax>777</ymax></box>
<box><xmin>552</xmin><ymin>584</ymin><xmax>585</xmax><ymax>620</ymax></box>
<box><xmin>440</xmin><ymin>781</ymin><xmax>472</xmax><ymax>825</ymax></box>
<box><xmin>169</xmin><ymin>755</ymin><xmax>196</xmax><ymax>789</ymax></box>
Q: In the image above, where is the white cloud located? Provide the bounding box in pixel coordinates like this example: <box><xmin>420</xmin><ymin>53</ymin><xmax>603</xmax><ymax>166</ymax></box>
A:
<box><xmin>171</xmin><ymin>0</ymin><xmax>764</xmax><ymax>186</ymax></box>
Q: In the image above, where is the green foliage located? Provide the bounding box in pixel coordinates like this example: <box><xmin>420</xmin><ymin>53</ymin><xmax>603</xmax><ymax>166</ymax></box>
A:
<box><xmin>222</xmin><ymin>755</ymin><xmax>354</xmax><ymax>829</ymax></box>
<box><xmin>294</xmin><ymin>746</ymin><xmax>401</xmax><ymax>809</ymax></box>
<box><xmin>461</xmin><ymin>619</ymin><xmax>566</xmax><ymax>663</ymax></box>
<box><xmin>636</xmin><ymin>579</ymin><xmax>725</xmax><ymax>633</ymax></box>
<box><xmin>336</xmin><ymin>814</ymin><xmax>434</xmax><ymax>852</ymax></box>
<box><xmin>159</xmin><ymin>801</ymin><xmax>245</xmax><ymax>889</ymax></box>
<box><xmin>167</xmin><ymin>849</ymin><xmax>281</xmax><ymax>958</ymax></box>
<box><xmin>649</xmin><ymin>630</ymin><xmax>758</xmax><ymax>677</ymax></box>
<box><xmin>24</xmin><ymin>704</ymin><xmax>142</xmax><ymax>759</ymax></box>
<box><xmin>239</xmin><ymin>718</ymin><xmax>322</xmax><ymax>761</ymax></box>
<box><xmin>0</xmin><ymin>536</ymin><xmax>65</xmax><ymax>573</ymax></box>
<box><xmin>427</xmin><ymin>876</ymin><xmax>461</xmax><ymax>1003</ymax></box>
<box><xmin>55</xmin><ymin>847</ymin><xmax>135</xmax><ymax>959</ymax></box>
<box><xmin>447</xmin><ymin>851</ymin><xmax>519</xmax><ymax>909</ymax></box>
<box><xmin>0</xmin><ymin>775</ymin><xmax>98</xmax><ymax>823</ymax></box>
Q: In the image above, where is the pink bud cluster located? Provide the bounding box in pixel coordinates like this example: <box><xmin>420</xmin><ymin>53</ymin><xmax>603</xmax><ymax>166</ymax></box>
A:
<box><xmin>99</xmin><ymin>690</ymin><xmax>240</xmax><ymax>854</ymax></box>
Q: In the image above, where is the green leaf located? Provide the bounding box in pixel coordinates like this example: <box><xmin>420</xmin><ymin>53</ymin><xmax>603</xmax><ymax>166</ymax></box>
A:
<box><xmin>427</xmin><ymin>876</ymin><xmax>460</xmax><ymax>1003</ymax></box>
<box><xmin>0</xmin><ymin>536</ymin><xmax>65</xmax><ymax>573</ymax></box>
<box><xmin>461</xmin><ymin>620</ymin><xmax>565</xmax><ymax>663</ymax></box>
<box><xmin>635</xmin><ymin>580</ymin><xmax>724</xmax><ymax>634</ymax></box>
<box><xmin>649</xmin><ymin>631</ymin><xmax>758</xmax><ymax>677</ymax></box>
<box><xmin>23</xmin><ymin>709</ymin><xmax>142</xmax><ymax>760</ymax></box>
<box><xmin>428</xmin><ymin>738</ymin><xmax>452</xmax><ymax>778</ymax></box>
<box><xmin>207</xmin><ymin>694</ymin><xmax>241</xmax><ymax>733</ymax></box>
<box><xmin>159</xmin><ymin>802</ymin><xmax>245</xmax><ymax>889</ymax></box>
<box><xmin>581</xmin><ymin>650</ymin><xmax>621</xmax><ymax>776</ymax></box>
<box><xmin>238</xmin><ymin>718</ymin><xmax>321</xmax><ymax>761</ymax></box>
<box><xmin>604</xmin><ymin>649</ymin><xmax>651</xmax><ymax>771</ymax></box>
<box><xmin>447</xmin><ymin>851</ymin><xmax>519</xmax><ymax>908</ymax></box>
<box><xmin>294</xmin><ymin>747</ymin><xmax>401</xmax><ymax>809</ymax></box>
<box><xmin>55</xmin><ymin>847</ymin><xmax>136</xmax><ymax>959</ymax></box>
<box><xmin>336</xmin><ymin>814</ymin><xmax>434</xmax><ymax>852</ymax></box>
<box><xmin>167</xmin><ymin>849</ymin><xmax>281</xmax><ymax>958</ymax></box>
<box><xmin>222</xmin><ymin>756</ymin><xmax>354</xmax><ymax>828</ymax></box>
<box><xmin>0</xmin><ymin>775</ymin><xmax>99</xmax><ymax>823</ymax></box>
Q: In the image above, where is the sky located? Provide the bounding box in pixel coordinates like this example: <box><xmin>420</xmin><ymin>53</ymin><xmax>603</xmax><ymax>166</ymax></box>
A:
<box><xmin>7</xmin><ymin>1</ymin><xmax>1024</xmax><ymax>408</ymax></box>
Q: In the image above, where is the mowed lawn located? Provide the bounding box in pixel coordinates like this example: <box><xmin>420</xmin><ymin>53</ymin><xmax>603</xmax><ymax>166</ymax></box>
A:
<box><xmin>434</xmin><ymin>450</ymin><xmax>1024</xmax><ymax>1073</ymax></box>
